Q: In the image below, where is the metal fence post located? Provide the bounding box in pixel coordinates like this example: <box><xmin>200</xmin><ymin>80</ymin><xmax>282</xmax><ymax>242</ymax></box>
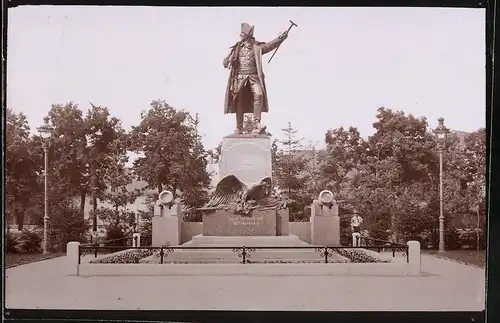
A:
<box><xmin>324</xmin><ymin>246</ymin><xmax>328</xmax><ymax>263</ymax></box>
<box><xmin>94</xmin><ymin>243</ymin><xmax>98</xmax><ymax>258</ymax></box>
<box><xmin>242</xmin><ymin>246</ymin><xmax>246</xmax><ymax>264</ymax></box>
<box><xmin>160</xmin><ymin>247</ymin><xmax>164</xmax><ymax>264</ymax></box>
<box><xmin>392</xmin><ymin>247</ymin><xmax>396</xmax><ymax>258</ymax></box>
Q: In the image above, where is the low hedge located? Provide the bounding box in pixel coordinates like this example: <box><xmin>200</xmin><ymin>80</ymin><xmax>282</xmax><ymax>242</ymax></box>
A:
<box><xmin>90</xmin><ymin>249</ymin><xmax>155</xmax><ymax>264</ymax></box>
<box><xmin>334</xmin><ymin>248</ymin><xmax>389</xmax><ymax>263</ymax></box>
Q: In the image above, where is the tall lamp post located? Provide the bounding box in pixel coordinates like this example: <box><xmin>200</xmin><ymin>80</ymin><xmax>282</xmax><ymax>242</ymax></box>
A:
<box><xmin>37</xmin><ymin>117</ymin><xmax>55</xmax><ymax>254</ymax></box>
<box><xmin>433</xmin><ymin>117</ymin><xmax>449</xmax><ymax>253</ymax></box>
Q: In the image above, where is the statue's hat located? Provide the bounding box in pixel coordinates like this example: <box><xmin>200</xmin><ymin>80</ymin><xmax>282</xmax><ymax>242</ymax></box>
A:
<box><xmin>241</xmin><ymin>23</ymin><xmax>255</xmax><ymax>37</ymax></box>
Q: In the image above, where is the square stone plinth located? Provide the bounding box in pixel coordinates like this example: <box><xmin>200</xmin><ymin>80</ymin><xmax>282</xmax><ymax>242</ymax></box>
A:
<box><xmin>277</xmin><ymin>209</ymin><xmax>289</xmax><ymax>236</ymax></box>
<box><xmin>152</xmin><ymin>216</ymin><xmax>182</xmax><ymax>246</ymax></box>
<box><xmin>219</xmin><ymin>134</ymin><xmax>272</xmax><ymax>186</ymax></box>
<box><xmin>311</xmin><ymin>216</ymin><xmax>340</xmax><ymax>246</ymax></box>
<box><xmin>203</xmin><ymin>210</ymin><xmax>277</xmax><ymax>236</ymax></box>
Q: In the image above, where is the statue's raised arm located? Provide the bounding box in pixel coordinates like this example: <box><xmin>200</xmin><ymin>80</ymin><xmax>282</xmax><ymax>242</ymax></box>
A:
<box><xmin>260</xmin><ymin>32</ymin><xmax>288</xmax><ymax>55</ymax></box>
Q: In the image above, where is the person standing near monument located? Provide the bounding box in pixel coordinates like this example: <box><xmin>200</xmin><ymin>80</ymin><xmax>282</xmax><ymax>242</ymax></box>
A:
<box><xmin>350</xmin><ymin>211</ymin><xmax>364</xmax><ymax>246</ymax></box>
<box><xmin>223</xmin><ymin>22</ymin><xmax>289</xmax><ymax>134</ymax></box>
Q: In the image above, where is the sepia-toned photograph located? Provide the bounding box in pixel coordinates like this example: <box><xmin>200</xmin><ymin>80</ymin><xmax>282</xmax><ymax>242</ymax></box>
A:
<box><xmin>5</xmin><ymin>5</ymin><xmax>486</xmax><ymax>315</ymax></box>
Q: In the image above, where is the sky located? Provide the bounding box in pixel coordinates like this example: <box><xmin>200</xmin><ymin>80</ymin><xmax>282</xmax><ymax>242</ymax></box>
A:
<box><xmin>8</xmin><ymin>6</ymin><xmax>485</xmax><ymax>152</ymax></box>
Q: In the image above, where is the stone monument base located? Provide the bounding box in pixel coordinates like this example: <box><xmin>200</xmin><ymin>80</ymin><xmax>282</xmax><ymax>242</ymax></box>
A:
<box><xmin>202</xmin><ymin>209</ymin><xmax>289</xmax><ymax>236</ymax></box>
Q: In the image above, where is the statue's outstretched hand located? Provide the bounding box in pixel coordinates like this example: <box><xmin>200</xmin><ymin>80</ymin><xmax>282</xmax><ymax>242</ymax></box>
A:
<box><xmin>223</xmin><ymin>57</ymin><xmax>229</xmax><ymax>68</ymax></box>
<box><xmin>278</xmin><ymin>31</ymin><xmax>288</xmax><ymax>41</ymax></box>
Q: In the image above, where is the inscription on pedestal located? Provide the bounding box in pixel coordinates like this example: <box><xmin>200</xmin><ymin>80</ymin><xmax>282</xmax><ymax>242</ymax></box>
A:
<box><xmin>203</xmin><ymin>210</ymin><xmax>277</xmax><ymax>236</ymax></box>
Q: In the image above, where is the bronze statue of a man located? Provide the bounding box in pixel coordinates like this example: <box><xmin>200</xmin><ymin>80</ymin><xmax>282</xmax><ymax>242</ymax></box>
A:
<box><xmin>223</xmin><ymin>23</ymin><xmax>288</xmax><ymax>134</ymax></box>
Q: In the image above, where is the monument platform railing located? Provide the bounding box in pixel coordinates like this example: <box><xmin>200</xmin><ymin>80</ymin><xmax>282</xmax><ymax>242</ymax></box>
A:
<box><xmin>78</xmin><ymin>244</ymin><xmax>410</xmax><ymax>265</ymax></box>
<box><xmin>356</xmin><ymin>236</ymin><xmax>409</xmax><ymax>257</ymax></box>
<box><xmin>80</xmin><ymin>234</ymin><xmax>150</xmax><ymax>257</ymax></box>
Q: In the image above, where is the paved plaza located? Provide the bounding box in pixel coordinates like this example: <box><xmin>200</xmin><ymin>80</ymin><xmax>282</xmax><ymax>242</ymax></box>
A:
<box><xmin>5</xmin><ymin>254</ymin><xmax>485</xmax><ymax>311</ymax></box>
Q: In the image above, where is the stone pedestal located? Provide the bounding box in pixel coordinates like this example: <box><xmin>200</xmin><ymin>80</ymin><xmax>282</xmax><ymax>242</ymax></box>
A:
<box><xmin>311</xmin><ymin>216</ymin><xmax>340</xmax><ymax>246</ymax></box>
<box><xmin>219</xmin><ymin>134</ymin><xmax>272</xmax><ymax>186</ymax></box>
<box><xmin>152</xmin><ymin>203</ymin><xmax>182</xmax><ymax>247</ymax></box>
<box><xmin>310</xmin><ymin>200</ymin><xmax>340</xmax><ymax>246</ymax></box>
<box><xmin>152</xmin><ymin>216</ymin><xmax>182</xmax><ymax>246</ymax></box>
<box><xmin>277</xmin><ymin>209</ymin><xmax>290</xmax><ymax>236</ymax></box>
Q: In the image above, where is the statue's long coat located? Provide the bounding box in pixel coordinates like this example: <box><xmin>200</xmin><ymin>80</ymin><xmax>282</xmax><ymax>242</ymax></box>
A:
<box><xmin>223</xmin><ymin>37</ymin><xmax>283</xmax><ymax>114</ymax></box>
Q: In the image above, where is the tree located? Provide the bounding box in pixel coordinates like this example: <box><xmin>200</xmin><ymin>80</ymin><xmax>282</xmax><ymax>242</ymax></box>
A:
<box><xmin>44</xmin><ymin>102</ymin><xmax>128</xmax><ymax>220</ymax></box>
<box><xmin>45</xmin><ymin>103</ymin><xmax>88</xmax><ymax>216</ymax></box>
<box><xmin>84</xmin><ymin>104</ymin><xmax>130</xmax><ymax>226</ymax></box>
<box><xmin>274</xmin><ymin>122</ymin><xmax>311</xmax><ymax>221</ymax></box>
<box><xmin>137</xmin><ymin>195</ymin><xmax>156</xmax><ymax>237</ymax></box>
<box><xmin>209</xmin><ymin>142</ymin><xmax>222</xmax><ymax>164</ymax></box>
<box><xmin>462</xmin><ymin>129</ymin><xmax>486</xmax><ymax>210</ymax></box>
<box><xmin>6</xmin><ymin>109</ymin><xmax>42</xmax><ymax>230</ymax></box>
<box><xmin>178</xmin><ymin>114</ymin><xmax>211</xmax><ymax>218</ymax></box>
<box><xmin>95</xmin><ymin>149</ymin><xmax>142</xmax><ymax>241</ymax></box>
<box><xmin>319</xmin><ymin>126</ymin><xmax>365</xmax><ymax>200</ymax></box>
<box><xmin>342</xmin><ymin>108</ymin><xmax>441</xmax><ymax>242</ymax></box>
<box><xmin>129</xmin><ymin>100</ymin><xmax>211</xmax><ymax>217</ymax></box>
<box><xmin>460</xmin><ymin>128</ymin><xmax>486</xmax><ymax>249</ymax></box>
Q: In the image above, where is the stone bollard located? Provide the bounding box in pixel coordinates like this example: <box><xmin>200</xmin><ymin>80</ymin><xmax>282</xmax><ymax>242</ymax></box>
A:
<box><xmin>407</xmin><ymin>241</ymin><xmax>421</xmax><ymax>275</ymax></box>
<box><xmin>66</xmin><ymin>241</ymin><xmax>80</xmax><ymax>276</ymax></box>
<box><xmin>133</xmin><ymin>233</ymin><xmax>141</xmax><ymax>247</ymax></box>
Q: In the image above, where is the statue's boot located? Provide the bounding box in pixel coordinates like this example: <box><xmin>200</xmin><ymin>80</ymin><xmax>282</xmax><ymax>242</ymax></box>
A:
<box><xmin>252</xmin><ymin>121</ymin><xmax>266</xmax><ymax>134</ymax></box>
<box><xmin>252</xmin><ymin>105</ymin><xmax>265</xmax><ymax>134</ymax></box>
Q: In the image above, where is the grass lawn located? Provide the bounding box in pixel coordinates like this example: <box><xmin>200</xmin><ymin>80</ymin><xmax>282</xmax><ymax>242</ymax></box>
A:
<box><xmin>423</xmin><ymin>250</ymin><xmax>486</xmax><ymax>268</ymax></box>
<box><xmin>5</xmin><ymin>252</ymin><xmax>65</xmax><ymax>269</ymax></box>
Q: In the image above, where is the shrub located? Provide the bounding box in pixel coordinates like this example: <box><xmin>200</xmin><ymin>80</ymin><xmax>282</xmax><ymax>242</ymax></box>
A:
<box><xmin>445</xmin><ymin>226</ymin><xmax>462</xmax><ymax>250</ymax></box>
<box><xmin>458</xmin><ymin>228</ymin><xmax>485</xmax><ymax>250</ymax></box>
<box><xmin>16</xmin><ymin>230</ymin><xmax>42</xmax><ymax>253</ymax></box>
<box><xmin>104</xmin><ymin>225</ymin><xmax>128</xmax><ymax>246</ymax></box>
<box><xmin>50</xmin><ymin>206</ymin><xmax>90</xmax><ymax>251</ymax></box>
<box><xmin>339</xmin><ymin>216</ymin><xmax>351</xmax><ymax>245</ymax></box>
<box><xmin>6</xmin><ymin>230</ymin><xmax>19</xmax><ymax>253</ymax></box>
<box><xmin>334</xmin><ymin>248</ymin><xmax>389</xmax><ymax>263</ymax></box>
<box><xmin>90</xmin><ymin>248</ymin><xmax>154</xmax><ymax>264</ymax></box>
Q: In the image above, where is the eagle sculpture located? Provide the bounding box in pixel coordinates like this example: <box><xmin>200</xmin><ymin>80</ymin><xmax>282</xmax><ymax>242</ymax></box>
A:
<box><xmin>200</xmin><ymin>175</ymin><xmax>288</xmax><ymax>215</ymax></box>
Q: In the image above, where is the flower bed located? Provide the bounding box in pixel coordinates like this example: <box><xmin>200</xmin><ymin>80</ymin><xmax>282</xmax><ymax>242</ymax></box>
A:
<box><xmin>334</xmin><ymin>248</ymin><xmax>389</xmax><ymax>263</ymax></box>
<box><xmin>90</xmin><ymin>249</ymin><xmax>155</xmax><ymax>264</ymax></box>
<box><xmin>87</xmin><ymin>248</ymin><xmax>389</xmax><ymax>264</ymax></box>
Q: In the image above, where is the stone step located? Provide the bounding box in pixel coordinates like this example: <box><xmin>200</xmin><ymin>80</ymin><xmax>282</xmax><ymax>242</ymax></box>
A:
<box><xmin>186</xmin><ymin>234</ymin><xmax>311</xmax><ymax>247</ymax></box>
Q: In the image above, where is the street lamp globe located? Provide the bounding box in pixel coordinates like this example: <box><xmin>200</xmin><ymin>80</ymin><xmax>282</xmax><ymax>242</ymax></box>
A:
<box><xmin>37</xmin><ymin>117</ymin><xmax>55</xmax><ymax>140</ymax></box>
<box><xmin>433</xmin><ymin>117</ymin><xmax>449</xmax><ymax>147</ymax></box>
